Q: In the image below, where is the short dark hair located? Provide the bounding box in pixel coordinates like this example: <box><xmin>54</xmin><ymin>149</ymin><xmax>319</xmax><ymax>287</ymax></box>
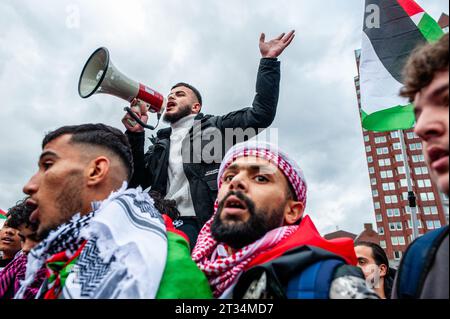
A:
<box><xmin>400</xmin><ymin>33</ymin><xmax>449</xmax><ymax>102</ymax></box>
<box><xmin>172</xmin><ymin>82</ymin><xmax>203</xmax><ymax>106</ymax></box>
<box><xmin>6</xmin><ymin>198</ymin><xmax>38</xmax><ymax>231</ymax></box>
<box><xmin>43</xmin><ymin>123</ymin><xmax>134</xmax><ymax>180</ymax></box>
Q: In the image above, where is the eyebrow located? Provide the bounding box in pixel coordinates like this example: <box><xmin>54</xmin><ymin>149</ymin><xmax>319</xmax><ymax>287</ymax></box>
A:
<box><xmin>429</xmin><ymin>83</ymin><xmax>449</xmax><ymax>100</ymax></box>
<box><xmin>39</xmin><ymin>151</ymin><xmax>59</xmax><ymax>162</ymax></box>
<box><xmin>168</xmin><ymin>90</ymin><xmax>187</xmax><ymax>97</ymax></box>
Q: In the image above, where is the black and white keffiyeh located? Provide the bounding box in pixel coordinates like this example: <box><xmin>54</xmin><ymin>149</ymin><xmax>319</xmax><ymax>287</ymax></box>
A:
<box><xmin>16</xmin><ymin>183</ymin><xmax>168</xmax><ymax>299</ymax></box>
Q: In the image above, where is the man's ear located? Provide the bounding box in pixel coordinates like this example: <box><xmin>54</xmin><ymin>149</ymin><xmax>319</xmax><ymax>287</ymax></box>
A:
<box><xmin>379</xmin><ymin>264</ymin><xmax>388</xmax><ymax>278</ymax></box>
<box><xmin>192</xmin><ymin>102</ymin><xmax>202</xmax><ymax>114</ymax></box>
<box><xmin>86</xmin><ymin>157</ymin><xmax>110</xmax><ymax>187</ymax></box>
<box><xmin>284</xmin><ymin>201</ymin><xmax>305</xmax><ymax>225</ymax></box>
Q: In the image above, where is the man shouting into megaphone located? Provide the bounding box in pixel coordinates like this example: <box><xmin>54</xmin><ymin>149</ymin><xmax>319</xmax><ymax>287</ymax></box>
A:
<box><xmin>122</xmin><ymin>31</ymin><xmax>295</xmax><ymax>247</ymax></box>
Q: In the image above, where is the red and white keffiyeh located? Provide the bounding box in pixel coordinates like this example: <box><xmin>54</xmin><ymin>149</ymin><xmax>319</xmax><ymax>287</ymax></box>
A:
<box><xmin>192</xmin><ymin>141</ymin><xmax>308</xmax><ymax>298</ymax></box>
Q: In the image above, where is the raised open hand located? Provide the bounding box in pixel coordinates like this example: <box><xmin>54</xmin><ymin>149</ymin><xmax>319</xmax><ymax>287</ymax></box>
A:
<box><xmin>259</xmin><ymin>30</ymin><xmax>296</xmax><ymax>59</ymax></box>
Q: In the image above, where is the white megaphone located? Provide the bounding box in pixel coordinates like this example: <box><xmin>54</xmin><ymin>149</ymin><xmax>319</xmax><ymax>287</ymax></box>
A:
<box><xmin>78</xmin><ymin>47</ymin><xmax>166</xmax><ymax>130</ymax></box>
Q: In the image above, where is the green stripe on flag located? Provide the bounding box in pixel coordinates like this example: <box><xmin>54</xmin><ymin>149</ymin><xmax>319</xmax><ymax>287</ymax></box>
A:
<box><xmin>156</xmin><ymin>231</ymin><xmax>213</xmax><ymax>299</ymax></box>
<box><xmin>419</xmin><ymin>13</ymin><xmax>445</xmax><ymax>43</ymax></box>
<box><xmin>362</xmin><ymin>104</ymin><xmax>415</xmax><ymax>132</ymax></box>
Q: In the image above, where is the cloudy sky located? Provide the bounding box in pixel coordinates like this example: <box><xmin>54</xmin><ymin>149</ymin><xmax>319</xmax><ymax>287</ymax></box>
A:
<box><xmin>0</xmin><ymin>0</ymin><xmax>448</xmax><ymax>235</ymax></box>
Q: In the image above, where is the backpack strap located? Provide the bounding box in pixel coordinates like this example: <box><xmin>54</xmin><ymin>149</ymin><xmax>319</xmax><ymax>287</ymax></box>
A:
<box><xmin>397</xmin><ymin>226</ymin><xmax>449</xmax><ymax>299</ymax></box>
<box><xmin>286</xmin><ymin>259</ymin><xmax>344</xmax><ymax>299</ymax></box>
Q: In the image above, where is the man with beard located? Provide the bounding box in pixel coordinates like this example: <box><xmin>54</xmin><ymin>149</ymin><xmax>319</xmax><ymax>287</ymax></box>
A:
<box><xmin>193</xmin><ymin>141</ymin><xmax>379</xmax><ymax>299</ymax></box>
<box><xmin>122</xmin><ymin>31</ymin><xmax>296</xmax><ymax>246</ymax></box>
<box><xmin>16</xmin><ymin>124</ymin><xmax>168</xmax><ymax>299</ymax></box>
<box><xmin>392</xmin><ymin>33</ymin><xmax>449</xmax><ymax>299</ymax></box>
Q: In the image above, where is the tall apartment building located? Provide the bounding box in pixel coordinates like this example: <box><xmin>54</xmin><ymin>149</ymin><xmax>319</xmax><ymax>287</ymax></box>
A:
<box><xmin>354</xmin><ymin>14</ymin><xmax>449</xmax><ymax>266</ymax></box>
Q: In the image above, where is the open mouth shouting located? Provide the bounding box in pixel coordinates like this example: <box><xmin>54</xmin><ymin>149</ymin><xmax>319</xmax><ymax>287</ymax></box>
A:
<box><xmin>25</xmin><ymin>198</ymin><xmax>40</xmax><ymax>224</ymax></box>
<box><xmin>428</xmin><ymin>146</ymin><xmax>449</xmax><ymax>174</ymax></box>
<box><xmin>166</xmin><ymin>101</ymin><xmax>177</xmax><ymax>112</ymax></box>
<box><xmin>221</xmin><ymin>195</ymin><xmax>250</xmax><ymax>220</ymax></box>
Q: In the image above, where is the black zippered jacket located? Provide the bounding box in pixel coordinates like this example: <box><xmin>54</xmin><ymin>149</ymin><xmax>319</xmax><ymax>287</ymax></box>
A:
<box><xmin>126</xmin><ymin>58</ymin><xmax>281</xmax><ymax>225</ymax></box>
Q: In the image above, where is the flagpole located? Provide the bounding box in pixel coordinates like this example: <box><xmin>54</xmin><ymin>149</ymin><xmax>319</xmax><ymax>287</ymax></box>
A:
<box><xmin>398</xmin><ymin>130</ymin><xmax>420</xmax><ymax>241</ymax></box>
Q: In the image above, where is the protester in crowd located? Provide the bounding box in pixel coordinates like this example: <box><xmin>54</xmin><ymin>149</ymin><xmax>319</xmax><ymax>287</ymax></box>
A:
<box><xmin>354</xmin><ymin>241</ymin><xmax>394</xmax><ymax>299</ymax></box>
<box><xmin>193</xmin><ymin>141</ymin><xmax>379</xmax><ymax>299</ymax></box>
<box><xmin>0</xmin><ymin>199</ymin><xmax>46</xmax><ymax>299</ymax></box>
<box><xmin>0</xmin><ymin>221</ymin><xmax>21</xmax><ymax>271</ymax></box>
<box><xmin>123</xmin><ymin>31</ymin><xmax>296</xmax><ymax>246</ymax></box>
<box><xmin>16</xmin><ymin>124</ymin><xmax>168</xmax><ymax>299</ymax></box>
<box><xmin>392</xmin><ymin>33</ymin><xmax>449</xmax><ymax>299</ymax></box>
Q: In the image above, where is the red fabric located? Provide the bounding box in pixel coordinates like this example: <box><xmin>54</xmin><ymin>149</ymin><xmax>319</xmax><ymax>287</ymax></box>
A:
<box><xmin>0</xmin><ymin>209</ymin><xmax>6</xmax><ymax>217</ymax></box>
<box><xmin>397</xmin><ymin>0</ymin><xmax>424</xmax><ymax>17</ymax></box>
<box><xmin>163</xmin><ymin>215</ymin><xmax>190</xmax><ymax>244</ymax></box>
<box><xmin>246</xmin><ymin>216</ymin><xmax>357</xmax><ymax>270</ymax></box>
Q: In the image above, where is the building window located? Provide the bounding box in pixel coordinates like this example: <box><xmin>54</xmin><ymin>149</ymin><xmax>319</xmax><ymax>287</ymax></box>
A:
<box><xmin>381</xmin><ymin>170</ymin><xmax>394</xmax><ymax>179</ymax></box>
<box><xmin>395</xmin><ymin>154</ymin><xmax>404</xmax><ymax>162</ymax></box>
<box><xmin>426</xmin><ymin>220</ymin><xmax>435</xmax><ymax>230</ymax></box>
<box><xmin>377</xmin><ymin>147</ymin><xmax>389</xmax><ymax>155</ymax></box>
<box><xmin>374</xmin><ymin>202</ymin><xmax>381</xmax><ymax>210</ymax></box>
<box><xmin>364</xmin><ymin>135</ymin><xmax>370</xmax><ymax>142</ymax></box>
<box><xmin>368</xmin><ymin>167</ymin><xmax>375</xmax><ymax>174</ymax></box>
<box><xmin>378</xmin><ymin>159</ymin><xmax>392</xmax><ymax>167</ymax></box>
<box><xmin>380</xmin><ymin>240</ymin><xmax>387</xmax><ymax>249</ymax></box>
<box><xmin>392</xmin><ymin>237</ymin><xmax>399</xmax><ymax>246</ymax></box>
<box><xmin>397</xmin><ymin>166</ymin><xmax>406</xmax><ymax>175</ymax></box>
<box><xmin>371</xmin><ymin>178</ymin><xmax>377</xmax><ymax>186</ymax></box>
<box><xmin>396</xmin><ymin>222</ymin><xmax>403</xmax><ymax>231</ymax></box>
<box><xmin>389</xmin><ymin>223</ymin><xmax>396</xmax><ymax>231</ymax></box>
<box><xmin>420</xmin><ymin>192</ymin><xmax>436</xmax><ymax>202</ymax></box>
<box><xmin>372</xmin><ymin>190</ymin><xmax>379</xmax><ymax>197</ymax></box>
<box><xmin>434</xmin><ymin>220</ymin><xmax>442</xmax><ymax>229</ymax></box>
<box><xmin>412</xmin><ymin>155</ymin><xmax>425</xmax><ymax>163</ymax></box>
<box><xmin>394</xmin><ymin>251</ymin><xmax>403</xmax><ymax>260</ymax></box>
<box><xmin>407</xmin><ymin>132</ymin><xmax>417</xmax><ymax>139</ymax></box>
<box><xmin>415</xmin><ymin>167</ymin><xmax>429</xmax><ymax>175</ymax></box>
<box><xmin>382</xmin><ymin>183</ymin><xmax>396</xmax><ymax>191</ymax></box>
<box><xmin>378</xmin><ymin>227</ymin><xmax>385</xmax><ymax>235</ymax></box>
<box><xmin>375</xmin><ymin>136</ymin><xmax>387</xmax><ymax>144</ymax></box>
<box><xmin>387</xmin><ymin>209</ymin><xmax>394</xmax><ymax>218</ymax></box>
<box><xmin>385</xmin><ymin>195</ymin><xmax>398</xmax><ymax>204</ymax></box>
<box><xmin>366</xmin><ymin>146</ymin><xmax>372</xmax><ymax>153</ymax></box>
<box><xmin>403</xmin><ymin>192</ymin><xmax>409</xmax><ymax>201</ymax></box>
<box><xmin>431</xmin><ymin>206</ymin><xmax>439</xmax><ymax>215</ymax></box>
<box><xmin>391</xmin><ymin>132</ymin><xmax>400</xmax><ymax>139</ymax></box>
<box><xmin>376</xmin><ymin>214</ymin><xmax>382</xmax><ymax>222</ymax></box>
<box><xmin>393</xmin><ymin>143</ymin><xmax>402</xmax><ymax>150</ymax></box>
<box><xmin>367</xmin><ymin>156</ymin><xmax>373</xmax><ymax>164</ymax></box>
<box><xmin>409</xmin><ymin>143</ymin><xmax>422</xmax><ymax>151</ymax></box>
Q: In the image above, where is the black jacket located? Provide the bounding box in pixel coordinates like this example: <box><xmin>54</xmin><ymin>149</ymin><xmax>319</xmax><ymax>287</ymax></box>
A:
<box><xmin>126</xmin><ymin>58</ymin><xmax>281</xmax><ymax>225</ymax></box>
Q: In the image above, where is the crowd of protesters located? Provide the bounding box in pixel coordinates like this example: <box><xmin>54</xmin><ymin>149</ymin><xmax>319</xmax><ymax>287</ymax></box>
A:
<box><xmin>0</xmin><ymin>32</ymin><xmax>448</xmax><ymax>300</ymax></box>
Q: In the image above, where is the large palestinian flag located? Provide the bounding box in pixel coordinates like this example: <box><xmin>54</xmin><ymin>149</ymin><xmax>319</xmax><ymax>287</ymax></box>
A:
<box><xmin>360</xmin><ymin>0</ymin><xmax>445</xmax><ymax>132</ymax></box>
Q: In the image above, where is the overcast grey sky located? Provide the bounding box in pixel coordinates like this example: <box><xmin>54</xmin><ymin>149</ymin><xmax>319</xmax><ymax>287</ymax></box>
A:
<box><xmin>0</xmin><ymin>0</ymin><xmax>448</xmax><ymax>235</ymax></box>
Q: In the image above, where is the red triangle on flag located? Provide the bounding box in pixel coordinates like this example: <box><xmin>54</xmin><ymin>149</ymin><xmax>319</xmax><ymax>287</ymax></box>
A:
<box><xmin>397</xmin><ymin>0</ymin><xmax>424</xmax><ymax>17</ymax></box>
